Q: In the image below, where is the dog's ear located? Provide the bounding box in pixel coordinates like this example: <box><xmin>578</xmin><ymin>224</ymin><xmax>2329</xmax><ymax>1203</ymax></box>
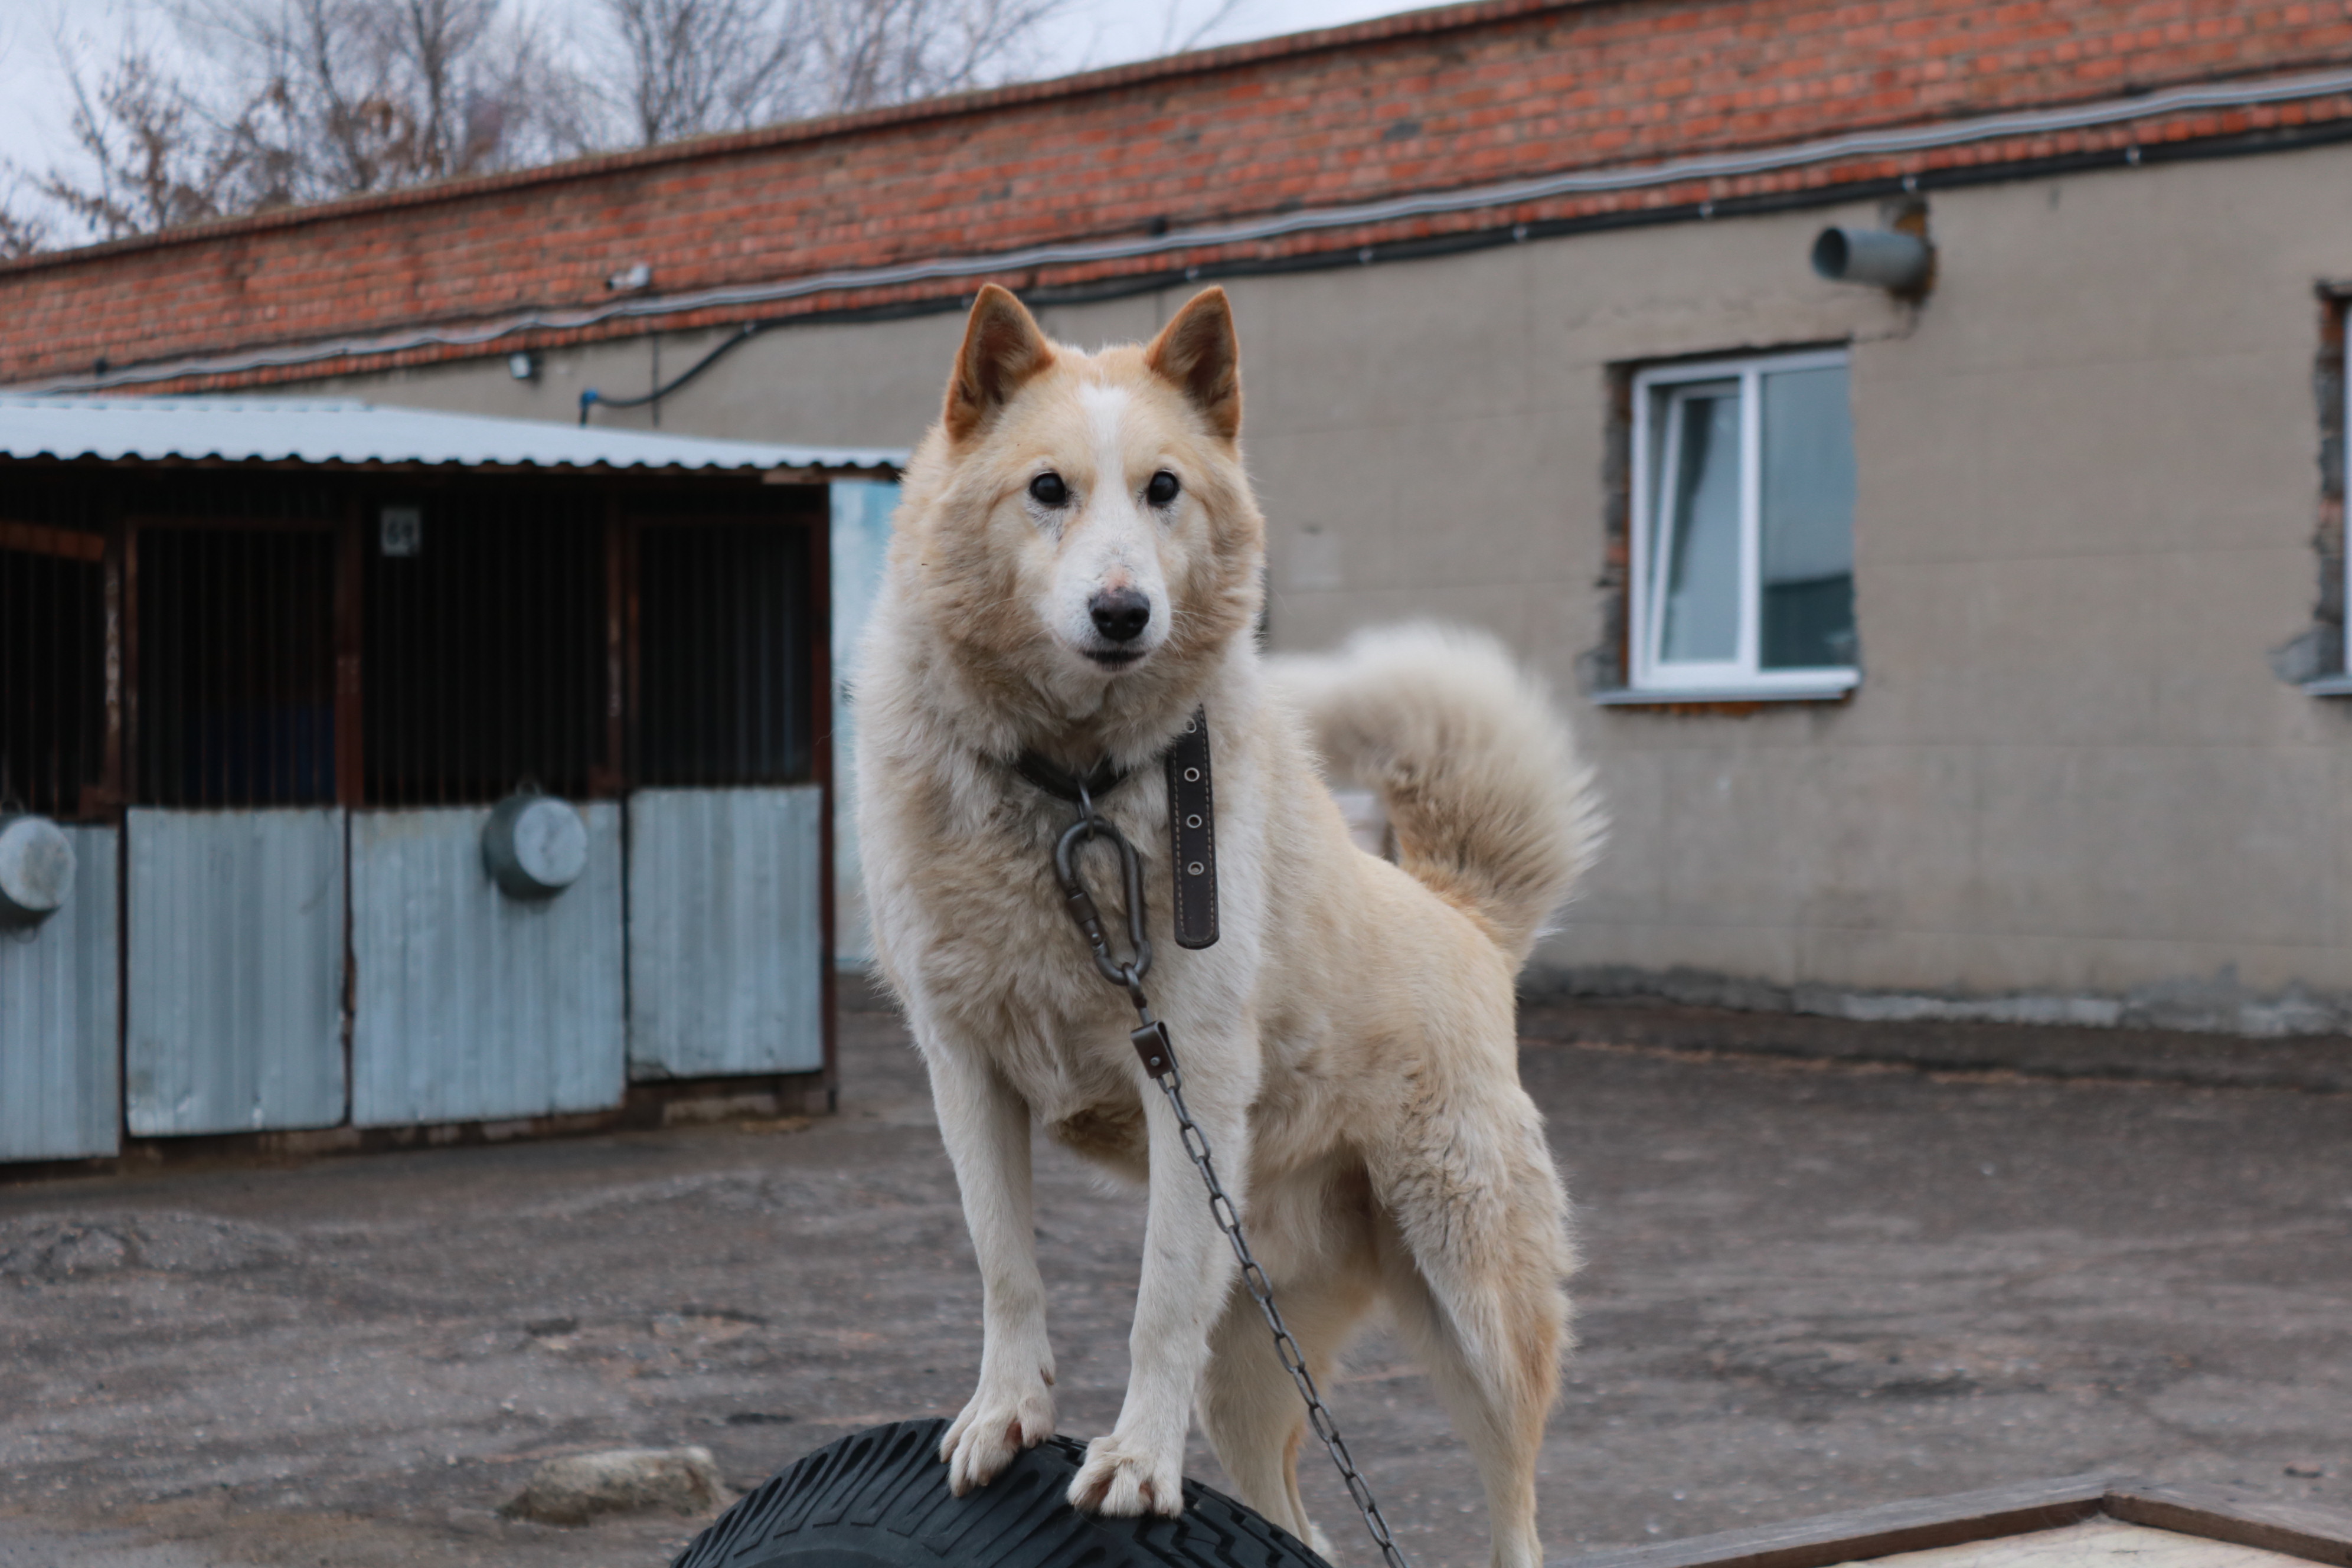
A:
<box><xmin>945</xmin><ymin>285</ymin><xmax>1055</xmax><ymax>442</ymax></box>
<box><xmin>1144</xmin><ymin>287</ymin><xmax>1241</xmax><ymax>442</ymax></box>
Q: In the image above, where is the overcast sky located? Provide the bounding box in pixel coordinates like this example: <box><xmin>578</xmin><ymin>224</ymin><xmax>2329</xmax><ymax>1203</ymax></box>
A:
<box><xmin>0</xmin><ymin>0</ymin><xmax>1423</xmax><ymax>242</ymax></box>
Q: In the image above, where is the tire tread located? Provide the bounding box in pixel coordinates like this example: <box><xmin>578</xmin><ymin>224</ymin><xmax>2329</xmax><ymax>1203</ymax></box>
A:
<box><xmin>674</xmin><ymin>1419</ymin><xmax>1329</xmax><ymax>1568</ymax></box>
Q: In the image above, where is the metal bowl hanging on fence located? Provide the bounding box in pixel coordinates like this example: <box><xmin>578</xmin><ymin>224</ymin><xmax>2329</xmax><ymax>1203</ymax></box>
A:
<box><xmin>0</xmin><ymin>814</ymin><xmax>76</xmax><ymax>926</ymax></box>
<box><xmin>481</xmin><ymin>793</ymin><xmax>588</xmax><ymax>899</ymax></box>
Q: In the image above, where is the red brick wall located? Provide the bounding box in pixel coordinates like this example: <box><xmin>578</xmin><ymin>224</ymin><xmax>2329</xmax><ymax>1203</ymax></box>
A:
<box><xmin>5</xmin><ymin>0</ymin><xmax>2350</xmax><ymax>390</ymax></box>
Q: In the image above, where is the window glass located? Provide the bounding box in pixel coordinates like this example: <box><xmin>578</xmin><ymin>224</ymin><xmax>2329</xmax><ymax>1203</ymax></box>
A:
<box><xmin>1657</xmin><ymin>383</ymin><xmax>1741</xmax><ymax>664</ymax></box>
<box><xmin>1632</xmin><ymin>350</ymin><xmax>1858</xmax><ymax>694</ymax></box>
<box><xmin>1759</xmin><ymin>364</ymin><xmax>1857</xmax><ymax>669</ymax></box>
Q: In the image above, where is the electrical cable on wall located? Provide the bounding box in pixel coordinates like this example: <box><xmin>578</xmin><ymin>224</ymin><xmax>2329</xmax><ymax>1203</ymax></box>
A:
<box><xmin>580</xmin><ymin>324</ymin><xmax>763</xmax><ymax>425</ymax></box>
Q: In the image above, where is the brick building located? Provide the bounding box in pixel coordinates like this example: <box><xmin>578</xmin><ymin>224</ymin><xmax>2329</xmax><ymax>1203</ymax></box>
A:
<box><xmin>9</xmin><ymin>0</ymin><xmax>2352</xmax><ymax>1038</ymax></box>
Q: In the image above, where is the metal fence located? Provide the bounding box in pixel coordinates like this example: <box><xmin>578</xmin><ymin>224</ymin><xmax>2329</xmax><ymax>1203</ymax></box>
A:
<box><xmin>0</xmin><ymin>520</ymin><xmax>106</xmax><ymax>819</ymax></box>
<box><xmin>636</xmin><ymin>521</ymin><xmax>816</xmax><ymax>788</ymax></box>
<box><xmin>2</xmin><ymin>462</ymin><xmax>838</xmax><ymax>1161</ymax></box>
<box><xmin>134</xmin><ymin>526</ymin><xmax>339</xmax><ymax>809</ymax></box>
<box><xmin>365</xmin><ymin>492</ymin><xmax>607</xmax><ymax>806</ymax></box>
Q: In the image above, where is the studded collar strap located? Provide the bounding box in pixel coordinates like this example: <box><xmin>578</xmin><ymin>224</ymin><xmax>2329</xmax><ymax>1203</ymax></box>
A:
<box><xmin>1164</xmin><ymin>708</ymin><xmax>1217</xmax><ymax>950</ymax></box>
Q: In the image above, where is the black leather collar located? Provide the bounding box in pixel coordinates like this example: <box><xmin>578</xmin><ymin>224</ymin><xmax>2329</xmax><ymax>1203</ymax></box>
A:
<box><xmin>1012</xmin><ymin>707</ymin><xmax>1217</xmax><ymax>950</ymax></box>
<box><xmin>1011</xmin><ymin>752</ymin><xmax>1131</xmax><ymax>805</ymax></box>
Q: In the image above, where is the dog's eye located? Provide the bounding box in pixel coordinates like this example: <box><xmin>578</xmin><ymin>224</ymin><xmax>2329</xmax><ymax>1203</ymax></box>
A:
<box><xmin>1028</xmin><ymin>472</ymin><xmax>1068</xmax><ymax>506</ymax></box>
<box><xmin>1145</xmin><ymin>471</ymin><xmax>1181</xmax><ymax>507</ymax></box>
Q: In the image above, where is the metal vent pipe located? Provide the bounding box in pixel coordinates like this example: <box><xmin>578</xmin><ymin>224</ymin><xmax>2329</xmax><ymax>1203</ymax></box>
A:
<box><xmin>1811</xmin><ymin>226</ymin><xmax>1932</xmax><ymax>291</ymax></box>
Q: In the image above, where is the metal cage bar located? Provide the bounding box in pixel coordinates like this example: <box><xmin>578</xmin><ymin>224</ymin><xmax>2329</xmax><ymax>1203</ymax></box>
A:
<box><xmin>632</xmin><ymin>520</ymin><xmax>816</xmax><ymax>788</ymax></box>
<box><xmin>0</xmin><ymin>522</ymin><xmax>107</xmax><ymax>819</ymax></box>
<box><xmin>359</xmin><ymin>488</ymin><xmax>608</xmax><ymax>807</ymax></box>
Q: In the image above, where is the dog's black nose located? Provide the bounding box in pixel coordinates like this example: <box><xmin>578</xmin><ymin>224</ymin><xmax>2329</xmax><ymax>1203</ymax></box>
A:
<box><xmin>1089</xmin><ymin>587</ymin><xmax>1152</xmax><ymax>643</ymax></box>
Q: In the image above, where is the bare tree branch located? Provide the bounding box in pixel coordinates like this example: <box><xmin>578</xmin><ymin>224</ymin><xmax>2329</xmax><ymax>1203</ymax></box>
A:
<box><xmin>809</xmin><ymin>0</ymin><xmax>1073</xmax><ymax>114</ymax></box>
<box><xmin>5</xmin><ymin>0</ymin><xmax>1080</xmax><ymax>249</ymax></box>
<box><xmin>594</xmin><ymin>0</ymin><xmax>805</xmax><ymax>145</ymax></box>
<box><xmin>20</xmin><ymin>39</ymin><xmax>259</xmax><ymax>242</ymax></box>
<box><xmin>0</xmin><ymin>187</ymin><xmax>54</xmax><ymax>261</ymax></box>
<box><xmin>1157</xmin><ymin>0</ymin><xmax>1252</xmax><ymax>58</ymax></box>
<box><xmin>169</xmin><ymin>0</ymin><xmax>570</xmax><ymax>199</ymax></box>
<box><xmin>586</xmin><ymin>0</ymin><xmax>1077</xmax><ymax>141</ymax></box>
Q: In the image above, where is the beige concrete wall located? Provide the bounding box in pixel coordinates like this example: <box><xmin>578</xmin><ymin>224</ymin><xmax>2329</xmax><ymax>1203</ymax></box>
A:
<box><xmin>321</xmin><ymin>142</ymin><xmax>2352</xmax><ymax>1033</ymax></box>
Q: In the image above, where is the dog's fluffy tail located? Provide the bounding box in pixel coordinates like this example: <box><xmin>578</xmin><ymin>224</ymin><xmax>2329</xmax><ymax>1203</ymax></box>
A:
<box><xmin>1271</xmin><ymin>624</ymin><xmax>1605</xmax><ymax>966</ymax></box>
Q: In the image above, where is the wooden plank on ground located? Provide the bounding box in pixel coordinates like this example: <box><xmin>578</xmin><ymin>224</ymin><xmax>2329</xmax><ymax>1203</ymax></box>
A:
<box><xmin>1834</xmin><ymin>1519</ymin><xmax>2318</xmax><ymax>1568</ymax></box>
<box><xmin>1546</xmin><ymin>1475</ymin><xmax>2116</xmax><ymax>1568</ymax></box>
<box><xmin>2105</xmin><ymin>1486</ymin><xmax>2352</xmax><ymax>1568</ymax></box>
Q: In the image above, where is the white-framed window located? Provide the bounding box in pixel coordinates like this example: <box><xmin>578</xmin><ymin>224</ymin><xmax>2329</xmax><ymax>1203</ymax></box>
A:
<box><xmin>1625</xmin><ymin>348</ymin><xmax>1860</xmax><ymax>698</ymax></box>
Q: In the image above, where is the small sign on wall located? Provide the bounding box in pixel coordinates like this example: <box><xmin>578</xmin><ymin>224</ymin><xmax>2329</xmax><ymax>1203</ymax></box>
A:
<box><xmin>380</xmin><ymin>505</ymin><xmax>422</xmax><ymax>558</ymax></box>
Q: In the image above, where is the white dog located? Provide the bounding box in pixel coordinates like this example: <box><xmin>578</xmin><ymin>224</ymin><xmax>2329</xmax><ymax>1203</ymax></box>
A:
<box><xmin>854</xmin><ymin>284</ymin><xmax>1601</xmax><ymax>1568</ymax></box>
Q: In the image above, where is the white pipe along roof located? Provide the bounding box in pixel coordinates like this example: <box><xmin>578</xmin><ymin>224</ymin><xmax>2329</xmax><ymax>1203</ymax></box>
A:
<box><xmin>0</xmin><ymin>396</ymin><xmax>904</xmax><ymax>474</ymax></box>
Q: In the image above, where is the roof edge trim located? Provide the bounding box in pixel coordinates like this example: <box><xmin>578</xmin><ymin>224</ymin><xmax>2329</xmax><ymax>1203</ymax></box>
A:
<box><xmin>0</xmin><ymin>394</ymin><xmax>907</xmax><ymax>472</ymax></box>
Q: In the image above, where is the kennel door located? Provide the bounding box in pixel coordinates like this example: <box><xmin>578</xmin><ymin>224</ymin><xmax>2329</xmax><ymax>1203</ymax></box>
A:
<box><xmin>0</xmin><ymin>824</ymin><xmax>120</xmax><ymax>1162</ymax></box>
<box><xmin>125</xmin><ymin>808</ymin><xmax>346</xmax><ymax>1135</ymax></box>
<box><xmin>123</xmin><ymin>524</ymin><xmax>348</xmax><ymax>1137</ymax></box>
<box><xmin>0</xmin><ymin>524</ymin><xmax>119</xmax><ymax>1162</ymax></box>
<box><xmin>349</xmin><ymin>491</ymin><xmax>625</xmax><ymax>1126</ymax></box>
<box><xmin>625</xmin><ymin>518</ymin><xmax>827</xmax><ymax>1080</ymax></box>
<box><xmin>351</xmin><ymin>804</ymin><xmax>625</xmax><ymax>1125</ymax></box>
<box><xmin>628</xmin><ymin>786</ymin><xmax>824</xmax><ymax>1077</ymax></box>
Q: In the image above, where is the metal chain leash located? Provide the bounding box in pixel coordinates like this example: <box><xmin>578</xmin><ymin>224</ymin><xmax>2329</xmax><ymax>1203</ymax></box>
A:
<box><xmin>1050</xmin><ymin>789</ymin><xmax>1412</xmax><ymax>1568</ymax></box>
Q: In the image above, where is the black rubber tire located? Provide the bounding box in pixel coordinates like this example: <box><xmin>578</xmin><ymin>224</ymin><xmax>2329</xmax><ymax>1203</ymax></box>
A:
<box><xmin>673</xmin><ymin>1419</ymin><xmax>1332</xmax><ymax>1568</ymax></box>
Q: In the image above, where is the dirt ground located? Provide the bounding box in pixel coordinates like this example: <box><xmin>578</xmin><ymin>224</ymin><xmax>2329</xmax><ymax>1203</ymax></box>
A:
<box><xmin>3</xmin><ymin>995</ymin><xmax>2348</xmax><ymax>1568</ymax></box>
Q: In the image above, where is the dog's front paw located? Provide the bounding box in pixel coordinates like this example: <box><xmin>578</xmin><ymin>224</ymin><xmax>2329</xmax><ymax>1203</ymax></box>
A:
<box><xmin>939</xmin><ymin>1379</ymin><xmax>1055</xmax><ymax>1496</ymax></box>
<box><xmin>1067</xmin><ymin>1430</ymin><xmax>1184</xmax><ymax>1518</ymax></box>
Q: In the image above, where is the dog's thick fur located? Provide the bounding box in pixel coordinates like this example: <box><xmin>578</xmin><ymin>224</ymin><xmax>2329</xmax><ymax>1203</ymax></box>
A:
<box><xmin>854</xmin><ymin>285</ymin><xmax>1602</xmax><ymax>1568</ymax></box>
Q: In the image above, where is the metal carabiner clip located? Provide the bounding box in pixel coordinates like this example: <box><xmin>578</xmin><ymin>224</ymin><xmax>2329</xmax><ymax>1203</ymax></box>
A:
<box><xmin>1051</xmin><ymin>804</ymin><xmax>1152</xmax><ymax>1001</ymax></box>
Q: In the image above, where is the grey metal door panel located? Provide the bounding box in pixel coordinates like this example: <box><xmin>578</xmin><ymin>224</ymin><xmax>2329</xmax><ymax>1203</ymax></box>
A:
<box><xmin>351</xmin><ymin>804</ymin><xmax>625</xmax><ymax>1126</ymax></box>
<box><xmin>0</xmin><ymin>827</ymin><xmax>120</xmax><ymax>1162</ymax></box>
<box><xmin>628</xmin><ymin>786</ymin><xmax>823</xmax><ymax>1079</ymax></box>
<box><xmin>829</xmin><ymin>479</ymin><xmax>899</xmax><ymax>969</ymax></box>
<box><xmin>126</xmin><ymin>809</ymin><xmax>345</xmax><ymax>1136</ymax></box>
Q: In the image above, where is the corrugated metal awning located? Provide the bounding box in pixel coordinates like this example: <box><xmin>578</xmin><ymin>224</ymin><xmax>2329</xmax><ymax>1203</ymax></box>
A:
<box><xmin>0</xmin><ymin>395</ymin><xmax>904</xmax><ymax>475</ymax></box>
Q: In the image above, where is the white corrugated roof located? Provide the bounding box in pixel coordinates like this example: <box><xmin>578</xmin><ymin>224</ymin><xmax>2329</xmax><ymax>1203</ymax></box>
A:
<box><xmin>0</xmin><ymin>396</ymin><xmax>903</xmax><ymax>473</ymax></box>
